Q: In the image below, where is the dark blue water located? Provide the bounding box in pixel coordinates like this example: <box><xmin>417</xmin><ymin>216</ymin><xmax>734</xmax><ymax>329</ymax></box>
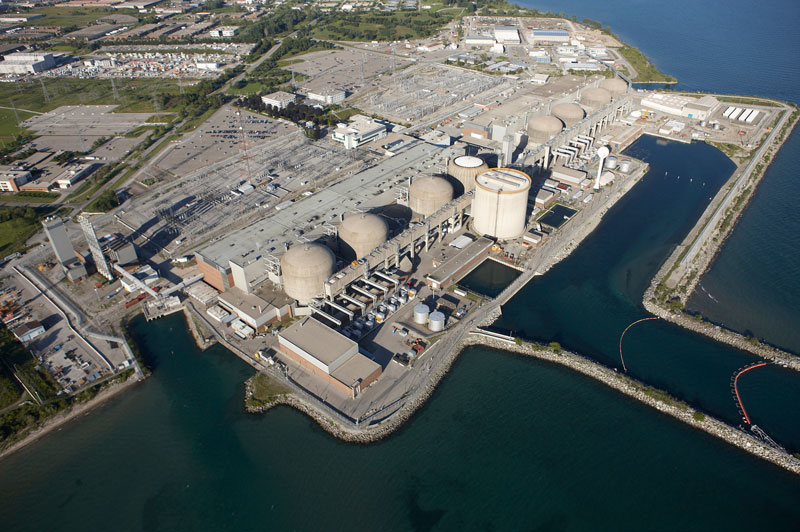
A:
<box><xmin>2</xmin><ymin>2</ymin><xmax>800</xmax><ymax>529</ymax></box>
<box><xmin>1</xmin><ymin>315</ymin><xmax>798</xmax><ymax>532</ymax></box>
<box><xmin>495</xmin><ymin>135</ymin><xmax>800</xmax><ymax>450</ymax></box>
<box><xmin>524</xmin><ymin>0</ymin><xmax>800</xmax><ymax>354</ymax></box>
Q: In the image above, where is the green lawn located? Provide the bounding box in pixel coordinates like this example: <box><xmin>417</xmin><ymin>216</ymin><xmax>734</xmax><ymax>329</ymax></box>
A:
<box><xmin>0</xmin><ymin>78</ymin><xmax>187</xmax><ymax>117</ymax></box>
<box><xmin>0</xmin><ymin>211</ymin><xmax>41</xmax><ymax>256</ymax></box>
<box><xmin>0</xmin><ymin>109</ymin><xmax>35</xmax><ymax>138</ymax></box>
<box><xmin>226</xmin><ymin>81</ymin><xmax>266</xmax><ymax>96</ymax></box>
<box><xmin>1</xmin><ymin>192</ymin><xmax>60</xmax><ymax>204</ymax></box>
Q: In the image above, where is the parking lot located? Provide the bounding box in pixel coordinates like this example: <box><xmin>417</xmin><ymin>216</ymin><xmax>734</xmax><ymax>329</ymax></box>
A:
<box><xmin>155</xmin><ymin>106</ymin><xmax>299</xmax><ymax>176</ymax></box>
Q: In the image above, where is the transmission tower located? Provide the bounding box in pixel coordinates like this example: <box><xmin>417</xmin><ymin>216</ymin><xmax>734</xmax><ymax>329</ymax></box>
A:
<box><xmin>40</xmin><ymin>79</ymin><xmax>50</xmax><ymax>103</ymax></box>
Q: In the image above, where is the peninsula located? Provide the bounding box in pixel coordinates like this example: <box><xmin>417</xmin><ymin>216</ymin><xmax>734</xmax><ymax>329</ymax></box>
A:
<box><xmin>1</xmin><ymin>0</ymin><xmax>797</xmax><ymax>476</ymax></box>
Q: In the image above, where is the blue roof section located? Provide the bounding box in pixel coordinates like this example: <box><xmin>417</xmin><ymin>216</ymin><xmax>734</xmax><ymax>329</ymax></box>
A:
<box><xmin>533</xmin><ymin>30</ymin><xmax>570</xmax><ymax>36</ymax></box>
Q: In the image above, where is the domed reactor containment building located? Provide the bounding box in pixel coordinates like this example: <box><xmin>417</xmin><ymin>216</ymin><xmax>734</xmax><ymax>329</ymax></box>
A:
<box><xmin>472</xmin><ymin>168</ymin><xmax>532</xmax><ymax>240</ymax></box>
<box><xmin>337</xmin><ymin>212</ymin><xmax>389</xmax><ymax>260</ymax></box>
<box><xmin>447</xmin><ymin>155</ymin><xmax>488</xmax><ymax>194</ymax></box>
<box><xmin>280</xmin><ymin>243</ymin><xmax>336</xmax><ymax>304</ymax></box>
<box><xmin>527</xmin><ymin>115</ymin><xmax>563</xmax><ymax>144</ymax></box>
<box><xmin>408</xmin><ymin>175</ymin><xmax>454</xmax><ymax>217</ymax></box>
<box><xmin>551</xmin><ymin>103</ymin><xmax>585</xmax><ymax>128</ymax></box>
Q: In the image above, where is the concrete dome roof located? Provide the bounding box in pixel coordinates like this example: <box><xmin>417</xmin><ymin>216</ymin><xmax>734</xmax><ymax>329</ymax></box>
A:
<box><xmin>580</xmin><ymin>87</ymin><xmax>612</xmax><ymax>108</ymax></box>
<box><xmin>551</xmin><ymin>103</ymin><xmax>585</xmax><ymax>127</ymax></box>
<box><xmin>599</xmin><ymin>77</ymin><xmax>628</xmax><ymax>98</ymax></box>
<box><xmin>527</xmin><ymin>115</ymin><xmax>563</xmax><ymax>143</ymax></box>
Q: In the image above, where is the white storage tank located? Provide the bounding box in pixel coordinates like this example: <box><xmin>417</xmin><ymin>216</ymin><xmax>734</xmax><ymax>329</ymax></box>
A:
<box><xmin>599</xmin><ymin>77</ymin><xmax>628</xmax><ymax>98</ymax></box>
<box><xmin>428</xmin><ymin>311</ymin><xmax>445</xmax><ymax>332</ymax></box>
<box><xmin>280</xmin><ymin>243</ymin><xmax>336</xmax><ymax>304</ymax></box>
<box><xmin>551</xmin><ymin>103</ymin><xmax>585</xmax><ymax>127</ymax></box>
<box><xmin>413</xmin><ymin>303</ymin><xmax>430</xmax><ymax>324</ymax></box>
<box><xmin>605</xmin><ymin>156</ymin><xmax>618</xmax><ymax>169</ymax></box>
<box><xmin>409</xmin><ymin>176</ymin><xmax>454</xmax><ymax>217</ymax></box>
<box><xmin>580</xmin><ymin>87</ymin><xmax>612</xmax><ymax>110</ymax></box>
<box><xmin>472</xmin><ymin>168</ymin><xmax>532</xmax><ymax>239</ymax></box>
<box><xmin>338</xmin><ymin>212</ymin><xmax>389</xmax><ymax>260</ymax></box>
<box><xmin>448</xmin><ymin>155</ymin><xmax>489</xmax><ymax>193</ymax></box>
<box><xmin>527</xmin><ymin>115</ymin><xmax>563</xmax><ymax>144</ymax></box>
<box><xmin>619</xmin><ymin>160</ymin><xmax>632</xmax><ymax>173</ymax></box>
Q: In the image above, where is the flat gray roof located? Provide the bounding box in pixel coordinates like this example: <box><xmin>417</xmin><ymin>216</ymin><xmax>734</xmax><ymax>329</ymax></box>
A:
<box><xmin>218</xmin><ymin>288</ymin><xmax>275</xmax><ymax>320</ymax></box>
<box><xmin>331</xmin><ymin>354</ymin><xmax>381</xmax><ymax>388</ymax></box>
<box><xmin>280</xmin><ymin>317</ymin><xmax>356</xmax><ymax>366</ymax></box>
<box><xmin>427</xmin><ymin>236</ymin><xmax>494</xmax><ymax>284</ymax></box>
<box><xmin>197</xmin><ymin>140</ymin><xmax>453</xmax><ymax>269</ymax></box>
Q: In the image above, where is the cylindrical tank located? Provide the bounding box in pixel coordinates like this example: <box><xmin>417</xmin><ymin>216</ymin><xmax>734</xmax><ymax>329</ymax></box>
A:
<box><xmin>551</xmin><ymin>103</ymin><xmax>585</xmax><ymax>128</ymax></box>
<box><xmin>448</xmin><ymin>155</ymin><xmax>488</xmax><ymax>193</ymax></box>
<box><xmin>409</xmin><ymin>175</ymin><xmax>454</xmax><ymax>217</ymax></box>
<box><xmin>428</xmin><ymin>311</ymin><xmax>445</xmax><ymax>332</ymax></box>
<box><xmin>526</xmin><ymin>115</ymin><xmax>563</xmax><ymax>144</ymax></box>
<box><xmin>605</xmin><ymin>156</ymin><xmax>618</xmax><ymax>169</ymax></box>
<box><xmin>472</xmin><ymin>168</ymin><xmax>532</xmax><ymax>239</ymax></box>
<box><xmin>280</xmin><ymin>243</ymin><xmax>335</xmax><ymax>303</ymax></box>
<box><xmin>580</xmin><ymin>87</ymin><xmax>612</xmax><ymax>110</ymax></box>
<box><xmin>599</xmin><ymin>77</ymin><xmax>628</xmax><ymax>98</ymax></box>
<box><xmin>619</xmin><ymin>160</ymin><xmax>632</xmax><ymax>173</ymax></box>
<box><xmin>413</xmin><ymin>303</ymin><xmax>430</xmax><ymax>324</ymax></box>
<box><xmin>338</xmin><ymin>212</ymin><xmax>388</xmax><ymax>260</ymax></box>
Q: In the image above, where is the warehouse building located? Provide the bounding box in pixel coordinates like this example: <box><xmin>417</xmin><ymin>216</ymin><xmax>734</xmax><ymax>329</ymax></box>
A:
<box><xmin>278</xmin><ymin>317</ymin><xmax>382</xmax><ymax>398</ymax></box>
<box><xmin>531</xmin><ymin>30</ymin><xmax>570</xmax><ymax>43</ymax></box>
<box><xmin>0</xmin><ymin>52</ymin><xmax>56</xmax><ymax>74</ymax></box>
<box><xmin>640</xmin><ymin>93</ymin><xmax>719</xmax><ymax>120</ymax></box>
<box><xmin>494</xmin><ymin>26</ymin><xmax>520</xmax><ymax>43</ymax></box>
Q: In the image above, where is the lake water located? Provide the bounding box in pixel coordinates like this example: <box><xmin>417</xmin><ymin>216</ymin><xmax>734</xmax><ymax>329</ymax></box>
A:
<box><xmin>3</xmin><ymin>1</ymin><xmax>800</xmax><ymax>529</ymax></box>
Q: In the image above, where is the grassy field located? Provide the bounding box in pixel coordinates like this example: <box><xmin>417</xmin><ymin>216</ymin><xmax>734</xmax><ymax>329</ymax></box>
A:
<box><xmin>0</xmin><ymin>78</ymin><xmax>187</xmax><ymax>117</ymax></box>
<box><xmin>247</xmin><ymin>372</ymin><xmax>289</xmax><ymax>408</ymax></box>
<box><xmin>616</xmin><ymin>45</ymin><xmax>676</xmax><ymax>83</ymax></box>
<box><xmin>0</xmin><ymin>192</ymin><xmax>60</xmax><ymax>204</ymax></box>
<box><xmin>226</xmin><ymin>81</ymin><xmax>267</xmax><ymax>96</ymax></box>
<box><xmin>0</xmin><ymin>207</ymin><xmax>49</xmax><ymax>256</ymax></box>
<box><xmin>19</xmin><ymin>6</ymin><xmax>139</xmax><ymax>27</ymax></box>
<box><xmin>0</xmin><ymin>109</ymin><xmax>36</xmax><ymax>138</ymax></box>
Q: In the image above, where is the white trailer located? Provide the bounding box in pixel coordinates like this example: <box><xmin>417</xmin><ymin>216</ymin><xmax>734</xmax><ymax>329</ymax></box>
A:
<box><xmin>729</xmin><ymin>108</ymin><xmax>743</xmax><ymax>120</ymax></box>
<box><xmin>746</xmin><ymin>110</ymin><xmax>760</xmax><ymax>124</ymax></box>
<box><xmin>739</xmin><ymin>109</ymin><xmax>753</xmax><ymax>122</ymax></box>
<box><xmin>722</xmin><ymin>106</ymin><xmax>735</xmax><ymax>118</ymax></box>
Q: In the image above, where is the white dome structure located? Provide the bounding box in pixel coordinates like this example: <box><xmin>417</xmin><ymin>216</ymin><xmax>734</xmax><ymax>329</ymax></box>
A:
<box><xmin>599</xmin><ymin>77</ymin><xmax>628</xmax><ymax>98</ymax></box>
<box><xmin>280</xmin><ymin>243</ymin><xmax>336</xmax><ymax>303</ymax></box>
<box><xmin>580</xmin><ymin>87</ymin><xmax>612</xmax><ymax>110</ymax></box>
<box><xmin>338</xmin><ymin>213</ymin><xmax>388</xmax><ymax>260</ymax></box>
<box><xmin>409</xmin><ymin>176</ymin><xmax>454</xmax><ymax>217</ymax></box>
<box><xmin>527</xmin><ymin>115</ymin><xmax>563</xmax><ymax>144</ymax></box>
<box><xmin>551</xmin><ymin>103</ymin><xmax>585</xmax><ymax>127</ymax></box>
<box><xmin>448</xmin><ymin>155</ymin><xmax>488</xmax><ymax>193</ymax></box>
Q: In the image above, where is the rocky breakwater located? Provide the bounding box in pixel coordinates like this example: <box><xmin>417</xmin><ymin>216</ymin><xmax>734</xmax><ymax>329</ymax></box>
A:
<box><xmin>459</xmin><ymin>334</ymin><xmax>800</xmax><ymax>475</ymax></box>
<box><xmin>642</xmin><ymin>107</ymin><xmax>800</xmax><ymax>371</ymax></box>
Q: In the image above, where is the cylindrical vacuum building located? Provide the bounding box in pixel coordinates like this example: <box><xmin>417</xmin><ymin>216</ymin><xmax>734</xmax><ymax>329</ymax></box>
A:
<box><xmin>409</xmin><ymin>175</ymin><xmax>454</xmax><ymax>217</ymax></box>
<box><xmin>448</xmin><ymin>155</ymin><xmax>488</xmax><ymax>193</ymax></box>
<box><xmin>599</xmin><ymin>77</ymin><xmax>628</xmax><ymax>98</ymax></box>
<box><xmin>280</xmin><ymin>243</ymin><xmax>336</xmax><ymax>304</ymax></box>
<box><xmin>551</xmin><ymin>103</ymin><xmax>585</xmax><ymax>127</ymax></box>
<box><xmin>472</xmin><ymin>168</ymin><xmax>532</xmax><ymax>239</ymax></box>
<box><xmin>580</xmin><ymin>87</ymin><xmax>612</xmax><ymax>110</ymax></box>
<box><xmin>338</xmin><ymin>212</ymin><xmax>388</xmax><ymax>260</ymax></box>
